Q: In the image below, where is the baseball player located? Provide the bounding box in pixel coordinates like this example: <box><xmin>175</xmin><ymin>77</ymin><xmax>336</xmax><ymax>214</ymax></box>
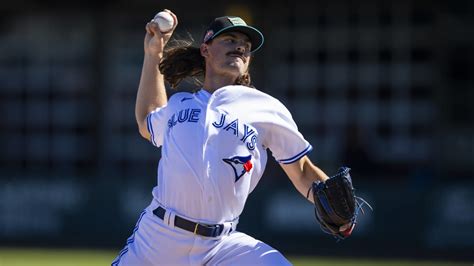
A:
<box><xmin>112</xmin><ymin>10</ymin><xmax>336</xmax><ymax>266</ymax></box>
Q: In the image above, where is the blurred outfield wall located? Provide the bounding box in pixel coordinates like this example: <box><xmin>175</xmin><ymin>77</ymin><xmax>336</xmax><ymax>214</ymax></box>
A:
<box><xmin>0</xmin><ymin>177</ymin><xmax>473</xmax><ymax>261</ymax></box>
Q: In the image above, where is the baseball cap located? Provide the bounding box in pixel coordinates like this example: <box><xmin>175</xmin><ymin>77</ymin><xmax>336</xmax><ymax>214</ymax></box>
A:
<box><xmin>202</xmin><ymin>16</ymin><xmax>264</xmax><ymax>53</ymax></box>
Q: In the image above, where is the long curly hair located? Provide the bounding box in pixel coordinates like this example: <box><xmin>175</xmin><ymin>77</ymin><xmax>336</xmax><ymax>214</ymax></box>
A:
<box><xmin>158</xmin><ymin>38</ymin><xmax>253</xmax><ymax>89</ymax></box>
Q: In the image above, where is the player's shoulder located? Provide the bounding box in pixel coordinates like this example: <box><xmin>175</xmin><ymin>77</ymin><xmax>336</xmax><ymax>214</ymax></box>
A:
<box><xmin>168</xmin><ymin>91</ymin><xmax>196</xmax><ymax>104</ymax></box>
<box><xmin>213</xmin><ymin>85</ymin><xmax>281</xmax><ymax>104</ymax></box>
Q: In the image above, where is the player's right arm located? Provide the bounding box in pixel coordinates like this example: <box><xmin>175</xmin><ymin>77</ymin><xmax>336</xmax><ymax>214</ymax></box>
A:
<box><xmin>135</xmin><ymin>10</ymin><xmax>178</xmax><ymax>140</ymax></box>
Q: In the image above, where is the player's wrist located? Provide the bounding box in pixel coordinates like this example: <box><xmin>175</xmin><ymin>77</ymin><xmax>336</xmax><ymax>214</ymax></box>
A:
<box><xmin>306</xmin><ymin>185</ymin><xmax>313</xmax><ymax>199</ymax></box>
<box><xmin>144</xmin><ymin>51</ymin><xmax>163</xmax><ymax>61</ymax></box>
<box><xmin>143</xmin><ymin>54</ymin><xmax>164</xmax><ymax>72</ymax></box>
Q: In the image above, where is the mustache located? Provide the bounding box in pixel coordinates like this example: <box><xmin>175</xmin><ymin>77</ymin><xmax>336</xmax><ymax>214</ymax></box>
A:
<box><xmin>227</xmin><ymin>51</ymin><xmax>247</xmax><ymax>63</ymax></box>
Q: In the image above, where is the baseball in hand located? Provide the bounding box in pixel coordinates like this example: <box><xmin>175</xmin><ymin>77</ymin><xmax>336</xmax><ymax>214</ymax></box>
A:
<box><xmin>154</xmin><ymin>11</ymin><xmax>175</xmax><ymax>33</ymax></box>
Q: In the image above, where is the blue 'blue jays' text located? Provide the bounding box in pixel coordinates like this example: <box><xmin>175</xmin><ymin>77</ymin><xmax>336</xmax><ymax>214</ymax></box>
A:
<box><xmin>212</xmin><ymin>114</ymin><xmax>258</xmax><ymax>150</ymax></box>
<box><xmin>168</xmin><ymin>108</ymin><xmax>201</xmax><ymax>129</ymax></box>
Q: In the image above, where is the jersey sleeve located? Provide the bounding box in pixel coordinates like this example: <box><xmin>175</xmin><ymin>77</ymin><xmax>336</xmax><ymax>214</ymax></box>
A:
<box><xmin>262</xmin><ymin>101</ymin><xmax>313</xmax><ymax>164</ymax></box>
<box><xmin>209</xmin><ymin>86</ymin><xmax>313</xmax><ymax>164</ymax></box>
<box><xmin>146</xmin><ymin>105</ymin><xmax>167</xmax><ymax>147</ymax></box>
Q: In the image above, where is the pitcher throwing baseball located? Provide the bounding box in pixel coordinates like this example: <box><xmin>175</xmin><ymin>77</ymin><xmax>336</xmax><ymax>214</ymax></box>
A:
<box><xmin>112</xmin><ymin>9</ymin><xmax>368</xmax><ymax>266</ymax></box>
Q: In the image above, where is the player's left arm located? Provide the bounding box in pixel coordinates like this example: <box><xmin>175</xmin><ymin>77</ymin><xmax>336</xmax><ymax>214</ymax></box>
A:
<box><xmin>280</xmin><ymin>155</ymin><xmax>329</xmax><ymax>204</ymax></box>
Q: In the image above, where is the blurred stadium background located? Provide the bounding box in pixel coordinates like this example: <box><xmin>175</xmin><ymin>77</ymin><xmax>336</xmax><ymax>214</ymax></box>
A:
<box><xmin>0</xmin><ymin>0</ymin><xmax>473</xmax><ymax>264</ymax></box>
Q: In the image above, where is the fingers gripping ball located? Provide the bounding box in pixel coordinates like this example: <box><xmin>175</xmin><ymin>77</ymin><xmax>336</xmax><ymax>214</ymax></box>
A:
<box><xmin>153</xmin><ymin>11</ymin><xmax>175</xmax><ymax>33</ymax></box>
<box><xmin>311</xmin><ymin>167</ymin><xmax>372</xmax><ymax>240</ymax></box>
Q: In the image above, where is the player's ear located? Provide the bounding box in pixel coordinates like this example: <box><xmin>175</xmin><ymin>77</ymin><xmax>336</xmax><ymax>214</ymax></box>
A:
<box><xmin>200</xmin><ymin>43</ymin><xmax>209</xmax><ymax>57</ymax></box>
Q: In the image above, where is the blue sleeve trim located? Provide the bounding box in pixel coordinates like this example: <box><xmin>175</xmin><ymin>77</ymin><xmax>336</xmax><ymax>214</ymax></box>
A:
<box><xmin>278</xmin><ymin>144</ymin><xmax>313</xmax><ymax>164</ymax></box>
<box><xmin>146</xmin><ymin>113</ymin><xmax>157</xmax><ymax>146</ymax></box>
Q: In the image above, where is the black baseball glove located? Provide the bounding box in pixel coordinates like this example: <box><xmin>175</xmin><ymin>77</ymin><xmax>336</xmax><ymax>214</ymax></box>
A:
<box><xmin>310</xmin><ymin>167</ymin><xmax>372</xmax><ymax>240</ymax></box>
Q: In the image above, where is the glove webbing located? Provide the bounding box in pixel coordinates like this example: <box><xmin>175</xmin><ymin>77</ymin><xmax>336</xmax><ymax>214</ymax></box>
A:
<box><xmin>315</xmin><ymin>194</ymin><xmax>373</xmax><ymax>241</ymax></box>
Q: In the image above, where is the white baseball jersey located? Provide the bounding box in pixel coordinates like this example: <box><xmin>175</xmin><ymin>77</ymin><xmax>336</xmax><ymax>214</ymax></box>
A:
<box><xmin>146</xmin><ymin>85</ymin><xmax>312</xmax><ymax>224</ymax></box>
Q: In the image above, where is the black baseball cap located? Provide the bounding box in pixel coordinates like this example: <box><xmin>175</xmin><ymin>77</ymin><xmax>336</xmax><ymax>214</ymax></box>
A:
<box><xmin>202</xmin><ymin>16</ymin><xmax>264</xmax><ymax>53</ymax></box>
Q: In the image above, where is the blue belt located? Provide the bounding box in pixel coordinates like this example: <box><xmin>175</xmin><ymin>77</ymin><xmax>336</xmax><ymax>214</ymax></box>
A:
<box><xmin>153</xmin><ymin>206</ymin><xmax>225</xmax><ymax>237</ymax></box>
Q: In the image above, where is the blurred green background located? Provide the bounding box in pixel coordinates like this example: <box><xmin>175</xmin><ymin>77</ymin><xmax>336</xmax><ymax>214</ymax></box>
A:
<box><xmin>0</xmin><ymin>0</ymin><xmax>473</xmax><ymax>265</ymax></box>
<box><xmin>0</xmin><ymin>248</ymin><xmax>467</xmax><ymax>266</ymax></box>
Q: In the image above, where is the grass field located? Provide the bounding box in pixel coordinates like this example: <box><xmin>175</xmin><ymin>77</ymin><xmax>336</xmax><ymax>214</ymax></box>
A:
<box><xmin>0</xmin><ymin>248</ymin><xmax>468</xmax><ymax>266</ymax></box>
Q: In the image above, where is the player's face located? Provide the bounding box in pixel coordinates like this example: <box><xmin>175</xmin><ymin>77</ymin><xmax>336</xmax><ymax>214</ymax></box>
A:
<box><xmin>203</xmin><ymin>32</ymin><xmax>252</xmax><ymax>79</ymax></box>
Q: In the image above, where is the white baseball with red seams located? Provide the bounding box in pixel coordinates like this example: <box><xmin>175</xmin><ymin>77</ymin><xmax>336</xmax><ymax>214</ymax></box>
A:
<box><xmin>154</xmin><ymin>11</ymin><xmax>175</xmax><ymax>32</ymax></box>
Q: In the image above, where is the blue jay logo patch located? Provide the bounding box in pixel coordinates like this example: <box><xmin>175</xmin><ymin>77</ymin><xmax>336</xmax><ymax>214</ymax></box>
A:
<box><xmin>223</xmin><ymin>155</ymin><xmax>253</xmax><ymax>182</ymax></box>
